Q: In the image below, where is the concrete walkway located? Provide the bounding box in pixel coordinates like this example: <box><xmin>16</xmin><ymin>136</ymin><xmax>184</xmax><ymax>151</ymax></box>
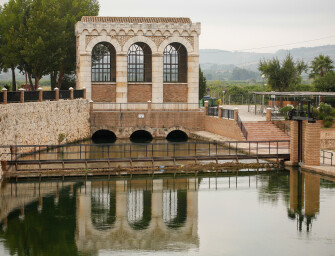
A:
<box><xmin>221</xmin><ymin>105</ymin><xmax>266</xmax><ymax>122</ymax></box>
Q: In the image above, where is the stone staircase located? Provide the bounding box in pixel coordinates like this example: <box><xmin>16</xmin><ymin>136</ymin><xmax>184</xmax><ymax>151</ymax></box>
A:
<box><xmin>243</xmin><ymin>121</ymin><xmax>290</xmax><ymax>141</ymax></box>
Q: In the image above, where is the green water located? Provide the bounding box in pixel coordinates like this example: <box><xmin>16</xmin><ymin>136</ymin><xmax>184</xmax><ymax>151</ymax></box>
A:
<box><xmin>0</xmin><ymin>169</ymin><xmax>335</xmax><ymax>256</ymax></box>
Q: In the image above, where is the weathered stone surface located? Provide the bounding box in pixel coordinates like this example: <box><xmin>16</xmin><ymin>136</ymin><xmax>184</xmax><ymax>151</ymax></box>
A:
<box><xmin>0</xmin><ymin>100</ymin><xmax>90</xmax><ymax>161</ymax></box>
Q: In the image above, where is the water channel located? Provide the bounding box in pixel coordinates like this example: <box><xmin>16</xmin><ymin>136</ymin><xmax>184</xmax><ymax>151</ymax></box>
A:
<box><xmin>0</xmin><ymin>169</ymin><xmax>335</xmax><ymax>256</ymax></box>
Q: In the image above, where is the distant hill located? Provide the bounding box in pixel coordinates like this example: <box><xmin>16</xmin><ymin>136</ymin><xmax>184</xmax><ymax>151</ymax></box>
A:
<box><xmin>200</xmin><ymin>45</ymin><xmax>335</xmax><ymax>74</ymax></box>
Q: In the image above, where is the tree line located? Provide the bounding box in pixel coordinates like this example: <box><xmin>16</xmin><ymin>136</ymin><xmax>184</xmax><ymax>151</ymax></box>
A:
<box><xmin>259</xmin><ymin>54</ymin><xmax>335</xmax><ymax>92</ymax></box>
<box><xmin>0</xmin><ymin>0</ymin><xmax>99</xmax><ymax>91</ymax></box>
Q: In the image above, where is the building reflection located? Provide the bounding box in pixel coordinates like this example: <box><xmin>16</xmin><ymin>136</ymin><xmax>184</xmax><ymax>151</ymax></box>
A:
<box><xmin>75</xmin><ymin>178</ymin><xmax>199</xmax><ymax>253</ymax></box>
<box><xmin>288</xmin><ymin>170</ymin><xmax>320</xmax><ymax>232</ymax></box>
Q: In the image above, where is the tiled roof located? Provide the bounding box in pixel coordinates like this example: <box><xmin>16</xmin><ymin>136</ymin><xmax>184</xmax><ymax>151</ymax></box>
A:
<box><xmin>81</xmin><ymin>16</ymin><xmax>192</xmax><ymax>24</ymax></box>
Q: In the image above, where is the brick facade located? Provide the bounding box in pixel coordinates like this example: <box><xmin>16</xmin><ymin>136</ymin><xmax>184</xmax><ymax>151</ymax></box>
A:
<box><xmin>204</xmin><ymin>116</ymin><xmax>245</xmax><ymax>141</ymax></box>
<box><xmin>163</xmin><ymin>84</ymin><xmax>188</xmax><ymax>102</ymax></box>
<box><xmin>92</xmin><ymin>84</ymin><xmax>116</xmax><ymax>102</ymax></box>
<box><xmin>128</xmin><ymin>84</ymin><xmax>152</xmax><ymax>102</ymax></box>
<box><xmin>290</xmin><ymin>120</ymin><xmax>320</xmax><ymax>166</ymax></box>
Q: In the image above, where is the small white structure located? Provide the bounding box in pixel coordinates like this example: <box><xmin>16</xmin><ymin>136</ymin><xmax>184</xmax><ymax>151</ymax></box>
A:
<box><xmin>75</xmin><ymin>17</ymin><xmax>201</xmax><ymax>106</ymax></box>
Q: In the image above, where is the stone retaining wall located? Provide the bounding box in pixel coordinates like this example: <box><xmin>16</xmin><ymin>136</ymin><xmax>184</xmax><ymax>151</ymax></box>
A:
<box><xmin>321</xmin><ymin>128</ymin><xmax>335</xmax><ymax>149</ymax></box>
<box><xmin>0</xmin><ymin>99</ymin><xmax>90</xmax><ymax>161</ymax></box>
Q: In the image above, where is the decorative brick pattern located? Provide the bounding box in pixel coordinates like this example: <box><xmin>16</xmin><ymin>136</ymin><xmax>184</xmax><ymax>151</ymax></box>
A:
<box><xmin>290</xmin><ymin>121</ymin><xmax>299</xmax><ymax>165</ymax></box>
<box><xmin>163</xmin><ymin>84</ymin><xmax>188</xmax><ymax>102</ymax></box>
<box><xmin>128</xmin><ymin>84</ymin><xmax>152</xmax><ymax>102</ymax></box>
<box><xmin>92</xmin><ymin>84</ymin><xmax>116</xmax><ymax>102</ymax></box>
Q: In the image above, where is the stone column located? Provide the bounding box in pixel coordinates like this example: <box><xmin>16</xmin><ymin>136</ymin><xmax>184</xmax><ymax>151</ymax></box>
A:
<box><xmin>19</xmin><ymin>88</ymin><xmax>25</xmax><ymax>103</ymax></box>
<box><xmin>289</xmin><ymin>121</ymin><xmax>299</xmax><ymax>166</ymax></box>
<box><xmin>77</xmin><ymin>53</ymin><xmax>92</xmax><ymax>99</ymax></box>
<box><xmin>204</xmin><ymin>101</ymin><xmax>208</xmax><ymax>115</ymax></box>
<box><xmin>152</xmin><ymin>54</ymin><xmax>163</xmax><ymax>104</ymax></box>
<box><xmin>218</xmin><ymin>106</ymin><xmax>223</xmax><ymax>118</ymax></box>
<box><xmin>147</xmin><ymin>100</ymin><xmax>152</xmax><ymax>114</ymax></box>
<box><xmin>2</xmin><ymin>88</ymin><xmax>7</xmax><ymax>104</ymax></box>
<box><xmin>116</xmin><ymin>54</ymin><xmax>128</xmax><ymax>103</ymax></box>
<box><xmin>266</xmin><ymin>108</ymin><xmax>272</xmax><ymax>121</ymax></box>
<box><xmin>234</xmin><ymin>108</ymin><xmax>239</xmax><ymax>121</ymax></box>
<box><xmin>54</xmin><ymin>88</ymin><xmax>59</xmax><ymax>101</ymax></box>
<box><xmin>303</xmin><ymin>121</ymin><xmax>320</xmax><ymax>166</ymax></box>
<box><xmin>69</xmin><ymin>87</ymin><xmax>74</xmax><ymax>100</ymax></box>
<box><xmin>83</xmin><ymin>87</ymin><xmax>87</xmax><ymax>99</ymax></box>
<box><xmin>38</xmin><ymin>87</ymin><xmax>43</xmax><ymax>102</ymax></box>
<box><xmin>89</xmin><ymin>100</ymin><xmax>94</xmax><ymax>113</ymax></box>
<box><xmin>187</xmin><ymin>54</ymin><xmax>199</xmax><ymax>108</ymax></box>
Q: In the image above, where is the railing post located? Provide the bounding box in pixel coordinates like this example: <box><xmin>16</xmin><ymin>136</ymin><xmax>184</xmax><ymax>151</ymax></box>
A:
<box><xmin>204</xmin><ymin>101</ymin><xmax>209</xmax><ymax>115</ymax></box>
<box><xmin>19</xmin><ymin>88</ymin><xmax>25</xmax><ymax>103</ymax></box>
<box><xmin>266</xmin><ymin>108</ymin><xmax>272</xmax><ymax>122</ymax></box>
<box><xmin>69</xmin><ymin>87</ymin><xmax>74</xmax><ymax>100</ymax></box>
<box><xmin>83</xmin><ymin>87</ymin><xmax>87</xmax><ymax>99</ymax></box>
<box><xmin>38</xmin><ymin>87</ymin><xmax>43</xmax><ymax>102</ymax></box>
<box><xmin>2</xmin><ymin>88</ymin><xmax>7</xmax><ymax>104</ymax></box>
<box><xmin>147</xmin><ymin>100</ymin><xmax>152</xmax><ymax>114</ymax></box>
<box><xmin>218</xmin><ymin>106</ymin><xmax>223</xmax><ymax>118</ymax></box>
<box><xmin>234</xmin><ymin>108</ymin><xmax>238</xmax><ymax>121</ymax></box>
<box><xmin>90</xmin><ymin>100</ymin><xmax>94</xmax><ymax>113</ymax></box>
<box><xmin>54</xmin><ymin>87</ymin><xmax>59</xmax><ymax>101</ymax></box>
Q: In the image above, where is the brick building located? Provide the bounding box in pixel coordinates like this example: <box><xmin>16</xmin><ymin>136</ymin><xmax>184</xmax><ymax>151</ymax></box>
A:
<box><xmin>75</xmin><ymin>17</ymin><xmax>201</xmax><ymax>106</ymax></box>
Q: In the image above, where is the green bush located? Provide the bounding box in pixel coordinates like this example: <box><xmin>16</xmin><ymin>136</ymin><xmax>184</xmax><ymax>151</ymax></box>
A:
<box><xmin>279</xmin><ymin>105</ymin><xmax>293</xmax><ymax>119</ymax></box>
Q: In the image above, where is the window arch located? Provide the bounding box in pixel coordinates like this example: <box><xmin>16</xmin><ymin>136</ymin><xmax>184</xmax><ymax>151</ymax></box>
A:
<box><xmin>91</xmin><ymin>42</ymin><xmax>116</xmax><ymax>82</ymax></box>
<box><xmin>164</xmin><ymin>43</ymin><xmax>187</xmax><ymax>83</ymax></box>
<box><xmin>128</xmin><ymin>42</ymin><xmax>152</xmax><ymax>82</ymax></box>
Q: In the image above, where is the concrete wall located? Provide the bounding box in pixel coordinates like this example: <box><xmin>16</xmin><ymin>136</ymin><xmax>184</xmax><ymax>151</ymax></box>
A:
<box><xmin>204</xmin><ymin>116</ymin><xmax>245</xmax><ymax>141</ymax></box>
<box><xmin>0</xmin><ymin>100</ymin><xmax>90</xmax><ymax>161</ymax></box>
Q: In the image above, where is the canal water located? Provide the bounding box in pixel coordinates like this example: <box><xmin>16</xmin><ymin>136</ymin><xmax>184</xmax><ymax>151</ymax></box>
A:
<box><xmin>0</xmin><ymin>169</ymin><xmax>335</xmax><ymax>256</ymax></box>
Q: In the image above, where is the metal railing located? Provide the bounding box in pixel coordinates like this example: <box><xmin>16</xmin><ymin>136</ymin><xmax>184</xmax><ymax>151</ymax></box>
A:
<box><xmin>0</xmin><ymin>89</ymin><xmax>85</xmax><ymax>103</ymax></box>
<box><xmin>221</xmin><ymin>109</ymin><xmax>234</xmax><ymax>119</ymax></box>
<box><xmin>24</xmin><ymin>91</ymin><xmax>40</xmax><ymax>102</ymax></box>
<box><xmin>59</xmin><ymin>90</ymin><xmax>71</xmax><ymax>100</ymax></box>
<box><xmin>207</xmin><ymin>107</ymin><xmax>218</xmax><ymax>116</ymax></box>
<box><xmin>321</xmin><ymin>150</ymin><xmax>334</xmax><ymax>166</ymax></box>
<box><xmin>74</xmin><ymin>90</ymin><xmax>84</xmax><ymax>99</ymax></box>
<box><xmin>93</xmin><ymin>102</ymin><xmax>201</xmax><ymax>112</ymax></box>
<box><xmin>272</xmin><ymin>120</ymin><xmax>290</xmax><ymax>136</ymax></box>
<box><xmin>0</xmin><ymin>140</ymin><xmax>290</xmax><ymax>163</ymax></box>
<box><xmin>237</xmin><ymin>115</ymin><xmax>248</xmax><ymax>140</ymax></box>
<box><xmin>42</xmin><ymin>91</ymin><xmax>56</xmax><ymax>101</ymax></box>
<box><xmin>6</xmin><ymin>91</ymin><xmax>21</xmax><ymax>103</ymax></box>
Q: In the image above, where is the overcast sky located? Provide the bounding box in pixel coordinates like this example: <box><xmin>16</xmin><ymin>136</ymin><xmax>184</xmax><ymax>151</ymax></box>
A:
<box><xmin>1</xmin><ymin>0</ymin><xmax>334</xmax><ymax>53</ymax></box>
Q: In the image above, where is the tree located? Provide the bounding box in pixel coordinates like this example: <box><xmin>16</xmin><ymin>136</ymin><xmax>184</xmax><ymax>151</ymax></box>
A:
<box><xmin>0</xmin><ymin>0</ymin><xmax>99</xmax><ymax>89</ymax></box>
<box><xmin>314</xmin><ymin>71</ymin><xmax>335</xmax><ymax>92</ymax></box>
<box><xmin>0</xmin><ymin>0</ymin><xmax>32</xmax><ymax>91</ymax></box>
<box><xmin>309</xmin><ymin>54</ymin><xmax>334</xmax><ymax>79</ymax></box>
<box><xmin>199</xmin><ymin>66</ymin><xmax>206</xmax><ymax>100</ymax></box>
<box><xmin>258</xmin><ymin>54</ymin><xmax>307</xmax><ymax>92</ymax></box>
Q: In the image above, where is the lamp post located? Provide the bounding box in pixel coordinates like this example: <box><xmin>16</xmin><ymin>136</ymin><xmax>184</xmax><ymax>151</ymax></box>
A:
<box><xmin>261</xmin><ymin>74</ymin><xmax>265</xmax><ymax>91</ymax></box>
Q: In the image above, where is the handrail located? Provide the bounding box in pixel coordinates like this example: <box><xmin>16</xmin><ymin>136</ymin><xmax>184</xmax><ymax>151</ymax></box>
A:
<box><xmin>321</xmin><ymin>150</ymin><xmax>334</xmax><ymax>166</ymax></box>
<box><xmin>237</xmin><ymin>115</ymin><xmax>248</xmax><ymax>140</ymax></box>
<box><xmin>0</xmin><ymin>140</ymin><xmax>290</xmax><ymax>162</ymax></box>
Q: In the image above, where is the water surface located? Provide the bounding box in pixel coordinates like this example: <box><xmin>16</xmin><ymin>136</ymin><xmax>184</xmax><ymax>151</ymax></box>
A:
<box><xmin>0</xmin><ymin>169</ymin><xmax>334</xmax><ymax>256</ymax></box>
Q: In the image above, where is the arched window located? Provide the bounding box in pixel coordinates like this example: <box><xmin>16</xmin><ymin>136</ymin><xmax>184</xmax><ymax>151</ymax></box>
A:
<box><xmin>164</xmin><ymin>43</ymin><xmax>187</xmax><ymax>83</ymax></box>
<box><xmin>91</xmin><ymin>42</ymin><xmax>116</xmax><ymax>82</ymax></box>
<box><xmin>128</xmin><ymin>43</ymin><xmax>152</xmax><ymax>82</ymax></box>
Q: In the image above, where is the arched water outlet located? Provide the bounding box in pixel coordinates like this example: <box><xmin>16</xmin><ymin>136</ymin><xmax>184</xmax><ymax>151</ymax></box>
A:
<box><xmin>130</xmin><ymin>130</ymin><xmax>153</xmax><ymax>143</ymax></box>
<box><xmin>92</xmin><ymin>130</ymin><xmax>117</xmax><ymax>144</ymax></box>
<box><xmin>166</xmin><ymin>130</ymin><xmax>188</xmax><ymax>142</ymax></box>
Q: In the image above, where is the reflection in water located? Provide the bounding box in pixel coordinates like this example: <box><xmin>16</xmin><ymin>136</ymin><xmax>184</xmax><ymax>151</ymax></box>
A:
<box><xmin>0</xmin><ymin>171</ymin><xmax>334</xmax><ymax>255</ymax></box>
<box><xmin>288</xmin><ymin>170</ymin><xmax>320</xmax><ymax>232</ymax></box>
